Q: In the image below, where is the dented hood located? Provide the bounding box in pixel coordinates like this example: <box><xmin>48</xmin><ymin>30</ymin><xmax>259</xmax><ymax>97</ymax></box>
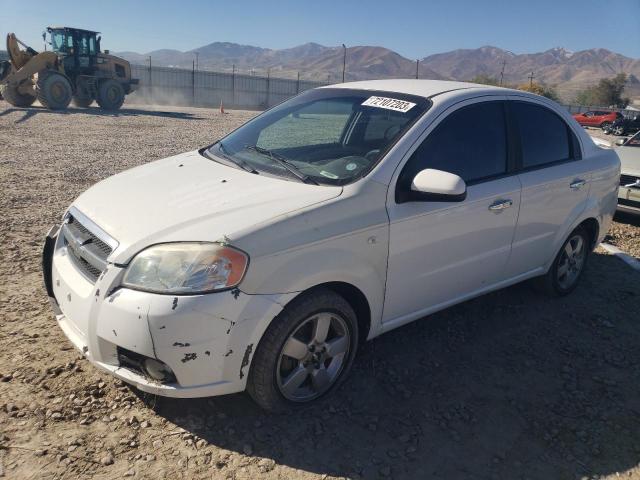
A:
<box><xmin>71</xmin><ymin>151</ymin><xmax>342</xmax><ymax>263</ymax></box>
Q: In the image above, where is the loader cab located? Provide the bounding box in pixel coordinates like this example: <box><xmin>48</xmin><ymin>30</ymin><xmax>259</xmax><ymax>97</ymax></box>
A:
<box><xmin>46</xmin><ymin>27</ymin><xmax>100</xmax><ymax>74</ymax></box>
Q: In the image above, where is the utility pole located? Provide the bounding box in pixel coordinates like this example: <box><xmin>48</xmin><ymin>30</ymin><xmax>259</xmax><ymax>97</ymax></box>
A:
<box><xmin>266</xmin><ymin>67</ymin><xmax>271</xmax><ymax>108</ymax></box>
<box><xmin>341</xmin><ymin>44</ymin><xmax>346</xmax><ymax>83</ymax></box>
<box><xmin>327</xmin><ymin>74</ymin><xmax>331</xmax><ymax>85</ymax></box>
<box><xmin>195</xmin><ymin>52</ymin><xmax>199</xmax><ymax>71</ymax></box>
<box><xmin>416</xmin><ymin>59</ymin><xmax>419</xmax><ymax>79</ymax></box>
<box><xmin>499</xmin><ymin>59</ymin><xmax>507</xmax><ymax>86</ymax></box>
<box><xmin>192</xmin><ymin>59</ymin><xmax>195</xmax><ymax>106</ymax></box>
<box><xmin>528</xmin><ymin>71</ymin><xmax>535</xmax><ymax>88</ymax></box>
<box><xmin>296</xmin><ymin>71</ymin><xmax>300</xmax><ymax>94</ymax></box>
<box><xmin>147</xmin><ymin>56</ymin><xmax>152</xmax><ymax>96</ymax></box>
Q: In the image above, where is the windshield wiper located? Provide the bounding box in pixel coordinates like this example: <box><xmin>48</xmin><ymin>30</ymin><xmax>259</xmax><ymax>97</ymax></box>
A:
<box><xmin>244</xmin><ymin>145</ymin><xmax>319</xmax><ymax>185</ymax></box>
<box><xmin>216</xmin><ymin>142</ymin><xmax>259</xmax><ymax>174</ymax></box>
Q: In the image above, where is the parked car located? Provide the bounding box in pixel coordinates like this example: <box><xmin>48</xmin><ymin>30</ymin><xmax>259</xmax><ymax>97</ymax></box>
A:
<box><xmin>573</xmin><ymin>110</ymin><xmax>623</xmax><ymax>129</ymax></box>
<box><xmin>603</xmin><ymin>114</ymin><xmax>640</xmax><ymax>136</ymax></box>
<box><xmin>614</xmin><ymin>131</ymin><xmax>640</xmax><ymax>215</ymax></box>
<box><xmin>43</xmin><ymin>80</ymin><xmax>620</xmax><ymax>411</ymax></box>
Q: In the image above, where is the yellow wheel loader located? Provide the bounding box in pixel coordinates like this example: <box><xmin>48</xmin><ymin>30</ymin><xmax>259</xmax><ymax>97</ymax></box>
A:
<box><xmin>0</xmin><ymin>27</ymin><xmax>138</xmax><ymax>110</ymax></box>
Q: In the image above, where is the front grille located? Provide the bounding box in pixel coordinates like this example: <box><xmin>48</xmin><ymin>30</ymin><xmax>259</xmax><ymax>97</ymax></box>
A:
<box><xmin>62</xmin><ymin>215</ymin><xmax>113</xmax><ymax>282</ymax></box>
<box><xmin>620</xmin><ymin>174</ymin><xmax>640</xmax><ymax>187</ymax></box>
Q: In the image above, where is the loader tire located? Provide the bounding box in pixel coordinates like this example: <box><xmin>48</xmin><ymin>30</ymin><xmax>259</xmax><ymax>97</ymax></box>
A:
<box><xmin>0</xmin><ymin>83</ymin><xmax>36</xmax><ymax>107</ymax></box>
<box><xmin>72</xmin><ymin>95</ymin><xmax>93</xmax><ymax>108</ymax></box>
<box><xmin>37</xmin><ymin>72</ymin><xmax>72</xmax><ymax>110</ymax></box>
<box><xmin>96</xmin><ymin>79</ymin><xmax>125</xmax><ymax>110</ymax></box>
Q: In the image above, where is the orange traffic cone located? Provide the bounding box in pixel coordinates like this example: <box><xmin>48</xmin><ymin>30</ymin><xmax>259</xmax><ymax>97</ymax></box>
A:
<box><xmin>220</xmin><ymin>100</ymin><xmax>225</xmax><ymax>114</ymax></box>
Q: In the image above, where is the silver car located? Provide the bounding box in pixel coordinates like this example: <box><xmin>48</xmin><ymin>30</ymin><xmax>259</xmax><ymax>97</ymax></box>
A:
<box><xmin>615</xmin><ymin>131</ymin><xmax>640</xmax><ymax>215</ymax></box>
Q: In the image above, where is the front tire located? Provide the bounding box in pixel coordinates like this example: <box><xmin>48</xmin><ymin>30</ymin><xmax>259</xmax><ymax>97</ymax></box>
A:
<box><xmin>533</xmin><ymin>227</ymin><xmax>590</xmax><ymax>297</ymax></box>
<box><xmin>36</xmin><ymin>72</ymin><xmax>72</xmax><ymax>110</ymax></box>
<box><xmin>96</xmin><ymin>79</ymin><xmax>125</xmax><ymax>110</ymax></box>
<box><xmin>247</xmin><ymin>289</ymin><xmax>359</xmax><ymax>412</ymax></box>
<box><xmin>612</xmin><ymin>125</ymin><xmax>625</xmax><ymax>136</ymax></box>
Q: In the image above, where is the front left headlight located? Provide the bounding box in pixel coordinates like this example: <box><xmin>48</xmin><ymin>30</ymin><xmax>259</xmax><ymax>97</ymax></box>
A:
<box><xmin>122</xmin><ymin>242</ymin><xmax>248</xmax><ymax>294</ymax></box>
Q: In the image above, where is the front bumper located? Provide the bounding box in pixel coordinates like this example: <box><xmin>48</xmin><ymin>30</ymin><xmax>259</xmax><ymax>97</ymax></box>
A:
<box><xmin>618</xmin><ymin>186</ymin><xmax>640</xmax><ymax>215</ymax></box>
<box><xmin>43</xmin><ymin>226</ymin><xmax>294</xmax><ymax>398</ymax></box>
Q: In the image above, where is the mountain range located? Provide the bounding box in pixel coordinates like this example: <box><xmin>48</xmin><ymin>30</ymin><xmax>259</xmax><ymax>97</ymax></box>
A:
<box><xmin>118</xmin><ymin>43</ymin><xmax>640</xmax><ymax>101</ymax></box>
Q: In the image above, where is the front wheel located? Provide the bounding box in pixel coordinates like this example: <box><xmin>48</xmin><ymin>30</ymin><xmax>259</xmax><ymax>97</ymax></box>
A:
<box><xmin>247</xmin><ymin>289</ymin><xmax>359</xmax><ymax>411</ymax></box>
<box><xmin>612</xmin><ymin>125</ymin><xmax>625</xmax><ymax>136</ymax></box>
<box><xmin>532</xmin><ymin>227</ymin><xmax>590</xmax><ymax>297</ymax></box>
<box><xmin>36</xmin><ymin>72</ymin><xmax>72</xmax><ymax>110</ymax></box>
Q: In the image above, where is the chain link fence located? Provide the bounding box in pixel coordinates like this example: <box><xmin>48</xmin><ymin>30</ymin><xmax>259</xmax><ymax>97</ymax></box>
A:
<box><xmin>127</xmin><ymin>64</ymin><xmax>326</xmax><ymax>109</ymax></box>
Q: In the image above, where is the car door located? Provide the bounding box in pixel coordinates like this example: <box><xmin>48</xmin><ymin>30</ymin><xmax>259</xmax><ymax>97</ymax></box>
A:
<box><xmin>504</xmin><ymin>98</ymin><xmax>591</xmax><ymax>277</ymax></box>
<box><xmin>383</xmin><ymin>98</ymin><xmax>521</xmax><ymax>327</ymax></box>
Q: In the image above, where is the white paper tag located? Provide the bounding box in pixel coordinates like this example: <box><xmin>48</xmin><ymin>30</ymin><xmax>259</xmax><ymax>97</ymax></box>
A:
<box><xmin>361</xmin><ymin>96</ymin><xmax>416</xmax><ymax>113</ymax></box>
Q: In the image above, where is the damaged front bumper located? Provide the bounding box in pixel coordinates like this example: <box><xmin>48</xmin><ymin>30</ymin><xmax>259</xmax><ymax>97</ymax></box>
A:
<box><xmin>43</xmin><ymin>226</ymin><xmax>295</xmax><ymax>398</ymax></box>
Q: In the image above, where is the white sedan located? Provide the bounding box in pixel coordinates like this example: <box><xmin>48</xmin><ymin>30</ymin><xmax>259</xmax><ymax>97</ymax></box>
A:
<box><xmin>43</xmin><ymin>79</ymin><xmax>620</xmax><ymax>411</ymax></box>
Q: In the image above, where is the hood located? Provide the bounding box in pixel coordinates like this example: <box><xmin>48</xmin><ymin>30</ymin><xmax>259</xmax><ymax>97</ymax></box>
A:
<box><xmin>617</xmin><ymin>146</ymin><xmax>640</xmax><ymax>178</ymax></box>
<box><xmin>72</xmin><ymin>151</ymin><xmax>342</xmax><ymax>263</ymax></box>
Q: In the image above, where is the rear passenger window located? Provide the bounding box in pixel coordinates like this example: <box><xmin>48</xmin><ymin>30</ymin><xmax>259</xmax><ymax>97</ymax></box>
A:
<box><xmin>397</xmin><ymin>102</ymin><xmax>507</xmax><ymax>199</ymax></box>
<box><xmin>512</xmin><ymin>102</ymin><xmax>571</xmax><ymax>168</ymax></box>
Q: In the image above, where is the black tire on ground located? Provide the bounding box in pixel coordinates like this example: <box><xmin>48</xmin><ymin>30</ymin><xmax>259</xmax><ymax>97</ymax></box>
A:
<box><xmin>36</xmin><ymin>72</ymin><xmax>72</xmax><ymax>110</ymax></box>
<box><xmin>72</xmin><ymin>95</ymin><xmax>93</xmax><ymax>108</ymax></box>
<box><xmin>532</xmin><ymin>226</ymin><xmax>591</xmax><ymax>297</ymax></box>
<box><xmin>96</xmin><ymin>79</ymin><xmax>125</xmax><ymax>110</ymax></box>
<box><xmin>247</xmin><ymin>288</ymin><xmax>359</xmax><ymax>412</ymax></box>
<box><xmin>0</xmin><ymin>83</ymin><xmax>36</xmax><ymax>107</ymax></box>
<box><xmin>613</xmin><ymin>125</ymin><xmax>625</xmax><ymax>136</ymax></box>
<box><xmin>600</xmin><ymin>121</ymin><xmax>611</xmax><ymax>131</ymax></box>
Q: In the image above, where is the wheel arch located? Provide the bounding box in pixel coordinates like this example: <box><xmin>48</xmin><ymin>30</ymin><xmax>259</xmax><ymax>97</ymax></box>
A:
<box><xmin>576</xmin><ymin>217</ymin><xmax>600</xmax><ymax>250</ymax></box>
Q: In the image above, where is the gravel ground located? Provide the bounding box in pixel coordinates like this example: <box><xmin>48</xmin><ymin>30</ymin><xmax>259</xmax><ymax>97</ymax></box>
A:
<box><xmin>1</xmin><ymin>101</ymin><xmax>640</xmax><ymax>480</ymax></box>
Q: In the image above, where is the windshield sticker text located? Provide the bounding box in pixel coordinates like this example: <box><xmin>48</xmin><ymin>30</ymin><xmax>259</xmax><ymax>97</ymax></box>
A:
<box><xmin>362</xmin><ymin>96</ymin><xmax>416</xmax><ymax>113</ymax></box>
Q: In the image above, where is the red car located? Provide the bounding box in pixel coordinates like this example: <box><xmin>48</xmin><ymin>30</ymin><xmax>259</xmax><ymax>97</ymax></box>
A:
<box><xmin>573</xmin><ymin>110</ymin><xmax>623</xmax><ymax>129</ymax></box>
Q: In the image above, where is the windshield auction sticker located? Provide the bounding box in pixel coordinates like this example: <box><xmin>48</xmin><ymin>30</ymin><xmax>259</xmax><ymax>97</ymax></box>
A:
<box><xmin>361</xmin><ymin>96</ymin><xmax>416</xmax><ymax>113</ymax></box>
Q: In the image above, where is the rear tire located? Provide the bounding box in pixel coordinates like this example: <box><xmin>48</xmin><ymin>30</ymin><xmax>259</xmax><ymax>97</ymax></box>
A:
<box><xmin>37</xmin><ymin>72</ymin><xmax>72</xmax><ymax>110</ymax></box>
<box><xmin>247</xmin><ymin>289</ymin><xmax>359</xmax><ymax>412</ymax></box>
<box><xmin>0</xmin><ymin>83</ymin><xmax>36</xmax><ymax>107</ymax></box>
<box><xmin>600</xmin><ymin>121</ymin><xmax>612</xmax><ymax>131</ymax></box>
<box><xmin>96</xmin><ymin>79</ymin><xmax>125</xmax><ymax>110</ymax></box>
<box><xmin>532</xmin><ymin>226</ymin><xmax>590</xmax><ymax>297</ymax></box>
<box><xmin>72</xmin><ymin>95</ymin><xmax>93</xmax><ymax>108</ymax></box>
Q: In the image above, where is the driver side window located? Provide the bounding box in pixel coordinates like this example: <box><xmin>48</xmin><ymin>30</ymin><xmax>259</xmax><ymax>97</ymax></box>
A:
<box><xmin>396</xmin><ymin>101</ymin><xmax>508</xmax><ymax>202</ymax></box>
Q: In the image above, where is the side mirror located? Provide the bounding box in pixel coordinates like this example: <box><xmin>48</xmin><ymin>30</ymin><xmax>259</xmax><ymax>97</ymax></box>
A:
<box><xmin>616</xmin><ymin>138</ymin><xmax>626</xmax><ymax>146</ymax></box>
<box><xmin>409</xmin><ymin>168</ymin><xmax>467</xmax><ymax>202</ymax></box>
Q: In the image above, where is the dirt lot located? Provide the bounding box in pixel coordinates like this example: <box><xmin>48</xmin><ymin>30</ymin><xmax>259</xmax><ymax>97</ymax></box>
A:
<box><xmin>1</xmin><ymin>101</ymin><xmax>640</xmax><ymax>480</ymax></box>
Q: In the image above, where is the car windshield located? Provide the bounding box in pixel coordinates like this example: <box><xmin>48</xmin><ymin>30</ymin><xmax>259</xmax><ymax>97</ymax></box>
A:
<box><xmin>204</xmin><ymin>88</ymin><xmax>429</xmax><ymax>185</ymax></box>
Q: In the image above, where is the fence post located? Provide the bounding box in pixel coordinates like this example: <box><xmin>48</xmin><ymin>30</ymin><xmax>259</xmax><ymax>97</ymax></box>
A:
<box><xmin>266</xmin><ymin>68</ymin><xmax>270</xmax><ymax>108</ymax></box>
<box><xmin>192</xmin><ymin>60</ymin><xmax>195</xmax><ymax>106</ymax></box>
<box><xmin>232</xmin><ymin>64</ymin><xmax>236</xmax><ymax>108</ymax></box>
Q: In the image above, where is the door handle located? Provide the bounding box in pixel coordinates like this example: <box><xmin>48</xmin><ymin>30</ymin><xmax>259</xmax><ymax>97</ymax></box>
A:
<box><xmin>570</xmin><ymin>179</ymin><xmax>586</xmax><ymax>190</ymax></box>
<box><xmin>488</xmin><ymin>199</ymin><xmax>513</xmax><ymax>211</ymax></box>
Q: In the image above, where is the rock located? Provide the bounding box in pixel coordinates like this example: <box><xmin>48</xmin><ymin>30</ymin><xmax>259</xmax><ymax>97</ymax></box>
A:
<box><xmin>34</xmin><ymin>449</ymin><xmax>47</xmax><ymax>457</ymax></box>
<box><xmin>51</xmin><ymin>412</ymin><xmax>63</xmax><ymax>420</ymax></box>
<box><xmin>196</xmin><ymin>439</ymin><xmax>207</xmax><ymax>449</ymax></box>
<box><xmin>101</xmin><ymin>453</ymin><xmax>115</xmax><ymax>465</ymax></box>
<box><xmin>140</xmin><ymin>420</ymin><xmax>151</xmax><ymax>428</ymax></box>
<box><xmin>257</xmin><ymin>458</ymin><xmax>275</xmax><ymax>473</ymax></box>
<box><xmin>152</xmin><ymin>440</ymin><xmax>163</xmax><ymax>449</ymax></box>
<box><xmin>123</xmin><ymin>468</ymin><xmax>135</xmax><ymax>477</ymax></box>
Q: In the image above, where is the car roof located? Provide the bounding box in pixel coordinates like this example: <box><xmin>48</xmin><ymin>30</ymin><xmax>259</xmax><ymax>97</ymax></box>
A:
<box><xmin>323</xmin><ymin>79</ymin><xmax>508</xmax><ymax>99</ymax></box>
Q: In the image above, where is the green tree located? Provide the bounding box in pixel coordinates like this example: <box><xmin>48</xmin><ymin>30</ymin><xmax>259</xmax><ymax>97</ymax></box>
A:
<box><xmin>470</xmin><ymin>74</ymin><xmax>500</xmax><ymax>86</ymax></box>
<box><xmin>517</xmin><ymin>82</ymin><xmax>560</xmax><ymax>101</ymax></box>
<box><xmin>574</xmin><ymin>73</ymin><xmax>630</xmax><ymax>107</ymax></box>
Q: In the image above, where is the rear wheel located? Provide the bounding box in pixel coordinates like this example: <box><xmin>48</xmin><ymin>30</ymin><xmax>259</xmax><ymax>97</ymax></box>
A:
<box><xmin>72</xmin><ymin>95</ymin><xmax>93</xmax><ymax>108</ymax></box>
<box><xmin>96</xmin><ymin>79</ymin><xmax>125</xmax><ymax>110</ymax></box>
<box><xmin>37</xmin><ymin>72</ymin><xmax>72</xmax><ymax>110</ymax></box>
<box><xmin>247</xmin><ymin>289</ymin><xmax>359</xmax><ymax>411</ymax></box>
<box><xmin>0</xmin><ymin>83</ymin><xmax>36</xmax><ymax>107</ymax></box>
<box><xmin>532</xmin><ymin>227</ymin><xmax>590</xmax><ymax>297</ymax></box>
<box><xmin>600</xmin><ymin>121</ymin><xmax>612</xmax><ymax>131</ymax></box>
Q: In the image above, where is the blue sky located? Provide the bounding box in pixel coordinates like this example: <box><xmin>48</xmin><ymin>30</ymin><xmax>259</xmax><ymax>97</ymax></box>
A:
<box><xmin>1</xmin><ymin>0</ymin><xmax>639</xmax><ymax>58</ymax></box>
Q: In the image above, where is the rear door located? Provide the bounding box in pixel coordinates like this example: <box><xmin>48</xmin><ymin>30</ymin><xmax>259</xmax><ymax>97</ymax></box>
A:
<box><xmin>505</xmin><ymin>98</ymin><xmax>591</xmax><ymax>277</ymax></box>
<box><xmin>383</xmin><ymin>98</ymin><xmax>521</xmax><ymax>325</ymax></box>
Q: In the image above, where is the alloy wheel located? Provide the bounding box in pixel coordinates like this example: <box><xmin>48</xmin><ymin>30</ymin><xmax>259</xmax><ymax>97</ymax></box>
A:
<box><xmin>276</xmin><ymin>312</ymin><xmax>351</xmax><ymax>402</ymax></box>
<box><xmin>557</xmin><ymin>234</ymin><xmax>586</xmax><ymax>290</ymax></box>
